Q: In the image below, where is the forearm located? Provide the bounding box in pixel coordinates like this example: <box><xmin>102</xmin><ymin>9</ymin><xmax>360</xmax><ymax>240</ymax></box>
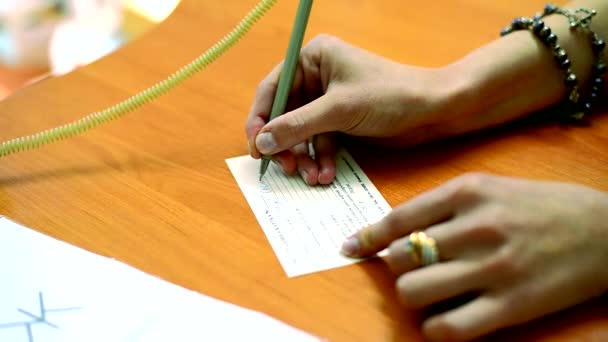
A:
<box><xmin>437</xmin><ymin>0</ymin><xmax>607</xmax><ymax>135</ymax></box>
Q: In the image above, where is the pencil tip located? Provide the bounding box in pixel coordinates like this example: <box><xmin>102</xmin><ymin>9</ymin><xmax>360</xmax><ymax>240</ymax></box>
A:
<box><xmin>258</xmin><ymin>159</ymin><xmax>269</xmax><ymax>181</ymax></box>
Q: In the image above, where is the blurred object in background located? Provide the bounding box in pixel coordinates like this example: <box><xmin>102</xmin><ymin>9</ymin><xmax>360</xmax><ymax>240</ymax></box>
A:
<box><xmin>0</xmin><ymin>0</ymin><xmax>179</xmax><ymax>101</ymax></box>
<box><xmin>0</xmin><ymin>0</ymin><xmax>122</xmax><ymax>72</ymax></box>
<box><xmin>125</xmin><ymin>0</ymin><xmax>180</xmax><ymax>23</ymax></box>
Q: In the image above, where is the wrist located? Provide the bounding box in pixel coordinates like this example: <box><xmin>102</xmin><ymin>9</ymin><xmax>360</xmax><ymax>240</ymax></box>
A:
<box><xmin>427</xmin><ymin>13</ymin><xmax>600</xmax><ymax>137</ymax></box>
<box><xmin>433</xmin><ymin>32</ymin><xmax>566</xmax><ymax>137</ymax></box>
<box><xmin>392</xmin><ymin>65</ymin><xmax>479</xmax><ymax>143</ymax></box>
<box><xmin>419</xmin><ymin>64</ymin><xmax>481</xmax><ymax>138</ymax></box>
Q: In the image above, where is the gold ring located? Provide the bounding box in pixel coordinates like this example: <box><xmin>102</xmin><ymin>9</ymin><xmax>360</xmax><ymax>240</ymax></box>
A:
<box><xmin>405</xmin><ymin>231</ymin><xmax>439</xmax><ymax>266</ymax></box>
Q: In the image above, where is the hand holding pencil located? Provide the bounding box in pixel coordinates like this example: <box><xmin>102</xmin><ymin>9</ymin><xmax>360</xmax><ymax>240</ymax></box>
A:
<box><xmin>257</xmin><ymin>0</ymin><xmax>314</xmax><ymax>180</ymax></box>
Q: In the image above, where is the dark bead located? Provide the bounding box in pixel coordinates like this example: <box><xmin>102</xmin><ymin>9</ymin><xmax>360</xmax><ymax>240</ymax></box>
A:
<box><xmin>544</xmin><ymin>3</ymin><xmax>558</xmax><ymax>15</ymax></box>
<box><xmin>512</xmin><ymin>17</ymin><xmax>530</xmax><ymax>29</ymax></box>
<box><xmin>532</xmin><ymin>20</ymin><xmax>545</xmax><ymax>34</ymax></box>
<box><xmin>583</xmin><ymin>102</ymin><xmax>592</xmax><ymax>112</ymax></box>
<box><xmin>593</xmin><ymin>77</ymin><xmax>604</xmax><ymax>88</ymax></box>
<box><xmin>533</xmin><ymin>13</ymin><xmax>543</xmax><ymax>21</ymax></box>
<box><xmin>591</xmin><ymin>85</ymin><xmax>601</xmax><ymax>94</ymax></box>
<box><xmin>559</xmin><ymin>58</ymin><xmax>571</xmax><ymax>69</ymax></box>
<box><xmin>538</xmin><ymin>26</ymin><xmax>551</xmax><ymax>39</ymax></box>
<box><xmin>500</xmin><ymin>27</ymin><xmax>512</xmax><ymax>36</ymax></box>
<box><xmin>565</xmin><ymin>73</ymin><xmax>577</xmax><ymax>87</ymax></box>
<box><xmin>532</xmin><ymin>20</ymin><xmax>545</xmax><ymax>35</ymax></box>
<box><xmin>553</xmin><ymin>44</ymin><xmax>562</xmax><ymax>53</ymax></box>
<box><xmin>568</xmin><ymin>89</ymin><xmax>580</xmax><ymax>103</ymax></box>
<box><xmin>590</xmin><ymin>92</ymin><xmax>598</xmax><ymax>101</ymax></box>
<box><xmin>554</xmin><ymin>48</ymin><xmax>567</xmax><ymax>63</ymax></box>
<box><xmin>592</xmin><ymin>39</ymin><xmax>605</xmax><ymax>54</ymax></box>
<box><xmin>594</xmin><ymin>63</ymin><xmax>606</xmax><ymax>75</ymax></box>
<box><xmin>544</xmin><ymin>33</ymin><xmax>558</xmax><ymax>46</ymax></box>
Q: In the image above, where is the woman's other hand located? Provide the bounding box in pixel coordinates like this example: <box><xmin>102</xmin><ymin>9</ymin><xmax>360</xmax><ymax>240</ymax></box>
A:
<box><xmin>342</xmin><ymin>173</ymin><xmax>608</xmax><ymax>341</ymax></box>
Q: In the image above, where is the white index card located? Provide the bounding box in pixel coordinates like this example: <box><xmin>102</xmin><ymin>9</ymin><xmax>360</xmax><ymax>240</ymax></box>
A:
<box><xmin>226</xmin><ymin>149</ymin><xmax>392</xmax><ymax>277</ymax></box>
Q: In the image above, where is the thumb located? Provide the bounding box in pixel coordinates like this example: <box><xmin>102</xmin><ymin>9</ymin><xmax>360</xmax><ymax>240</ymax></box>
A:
<box><xmin>255</xmin><ymin>95</ymin><xmax>344</xmax><ymax>155</ymax></box>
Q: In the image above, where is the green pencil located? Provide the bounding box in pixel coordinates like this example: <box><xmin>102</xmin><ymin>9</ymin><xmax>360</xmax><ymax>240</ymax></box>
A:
<box><xmin>259</xmin><ymin>0</ymin><xmax>313</xmax><ymax>180</ymax></box>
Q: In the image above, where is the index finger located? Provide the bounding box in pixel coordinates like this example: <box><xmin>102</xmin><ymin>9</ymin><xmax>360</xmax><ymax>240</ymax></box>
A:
<box><xmin>246</xmin><ymin>60</ymin><xmax>306</xmax><ymax>158</ymax></box>
<box><xmin>341</xmin><ymin>182</ymin><xmax>460</xmax><ymax>257</ymax></box>
<box><xmin>245</xmin><ymin>62</ymin><xmax>283</xmax><ymax>158</ymax></box>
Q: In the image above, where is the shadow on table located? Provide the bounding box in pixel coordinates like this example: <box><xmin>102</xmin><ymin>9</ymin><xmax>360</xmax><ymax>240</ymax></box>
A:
<box><xmin>0</xmin><ymin>154</ymin><xmax>167</xmax><ymax>187</ymax></box>
<box><xmin>352</xmin><ymin>257</ymin><xmax>426</xmax><ymax>341</ymax></box>
<box><xmin>342</xmin><ymin>106</ymin><xmax>604</xmax><ymax>183</ymax></box>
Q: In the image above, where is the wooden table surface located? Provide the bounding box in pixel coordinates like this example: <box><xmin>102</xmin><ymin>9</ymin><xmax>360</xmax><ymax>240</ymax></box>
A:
<box><xmin>0</xmin><ymin>0</ymin><xmax>606</xmax><ymax>340</ymax></box>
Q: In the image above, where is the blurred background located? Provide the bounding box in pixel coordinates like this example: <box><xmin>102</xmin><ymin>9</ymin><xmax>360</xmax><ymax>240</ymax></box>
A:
<box><xmin>0</xmin><ymin>0</ymin><xmax>180</xmax><ymax>101</ymax></box>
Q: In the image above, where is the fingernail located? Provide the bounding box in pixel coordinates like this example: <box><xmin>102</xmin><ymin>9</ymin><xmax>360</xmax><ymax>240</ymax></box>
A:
<box><xmin>341</xmin><ymin>236</ymin><xmax>360</xmax><ymax>256</ymax></box>
<box><xmin>256</xmin><ymin>132</ymin><xmax>277</xmax><ymax>154</ymax></box>
<box><xmin>299</xmin><ymin>169</ymin><xmax>308</xmax><ymax>183</ymax></box>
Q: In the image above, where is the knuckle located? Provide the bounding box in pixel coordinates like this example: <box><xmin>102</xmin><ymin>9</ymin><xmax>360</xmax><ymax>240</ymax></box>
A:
<box><xmin>308</xmin><ymin>34</ymin><xmax>347</xmax><ymax>59</ymax></box>
<box><xmin>387</xmin><ymin>239</ymin><xmax>401</xmax><ymax>252</ymax></box>
<box><xmin>458</xmin><ymin>172</ymin><xmax>489</xmax><ymax>191</ymax></box>
<box><xmin>503</xmin><ymin>288</ymin><xmax>527</xmax><ymax>309</ymax></box>
<box><xmin>255</xmin><ymin>80</ymin><xmax>274</xmax><ymax>97</ymax></box>
<box><xmin>387</xmin><ymin>239</ymin><xmax>405</xmax><ymax>261</ymax></box>
<box><xmin>245</xmin><ymin>118</ymin><xmax>261</xmax><ymax>134</ymax></box>
<box><xmin>462</xmin><ymin>205</ymin><xmax>509</xmax><ymax>242</ymax></box>
<box><xmin>450</xmin><ymin>172</ymin><xmax>491</xmax><ymax>203</ymax></box>
<box><xmin>480</xmin><ymin>205</ymin><xmax>510</xmax><ymax>233</ymax></box>
<box><xmin>383</xmin><ymin>211</ymin><xmax>406</xmax><ymax>237</ymax></box>
<box><xmin>489</xmin><ymin>297</ymin><xmax>517</xmax><ymax>333</ymax></box>
<box><xmin>497</xmin><ymin>297</ymin><xmax>514</xmax><ymax>319</ymax></box>
<box><xmin>499</xmin><ymin>292</ymin><xmax>526</xmax><ymax>321</ymax></box>
<box><xmin>482</xmin><ymin>249</ymin><xmax>526</xmax><ymax>279</ymax></box>
<box><xmin>464</xmin><ymin>224</ymin><xmax>507</xmax><ymax>246</ymax></box>
<box><xmin>310</xmin><ymin>33</ymin><xmax>340</xmax><ymax>47</ymax></box>
<box><xmin>245</xmin><ymin>121</ymin><xmax>253</xmax><ymax>135</ymax></box>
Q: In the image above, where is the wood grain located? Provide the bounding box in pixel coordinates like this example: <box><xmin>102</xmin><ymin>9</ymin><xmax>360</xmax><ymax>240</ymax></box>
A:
<box><xmin>0</xmin><ymin>1</ymin><xmax>605</xmax><ymax>341</ymax></box>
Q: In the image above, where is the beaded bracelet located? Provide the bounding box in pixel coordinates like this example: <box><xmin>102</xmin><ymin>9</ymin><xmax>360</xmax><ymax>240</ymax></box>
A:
<box><xmin>500</xmin><ymin>4</ymin><xmax>606</xmax><ymax>120</ymax></box>
<box><xmin>544</xmin><ymin>4</ymin><xmax>606</xmax><ymax>115</ymax></box>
